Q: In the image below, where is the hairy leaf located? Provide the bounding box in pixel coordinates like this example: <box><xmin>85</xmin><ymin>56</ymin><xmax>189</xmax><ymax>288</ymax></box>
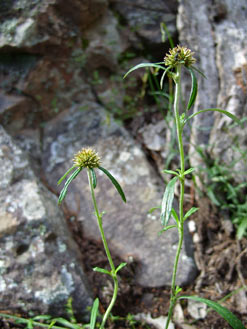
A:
<box><xmin>161</xmin><ymin>177</ymin><xmax>178</xmax><ymax>226</ymax></box>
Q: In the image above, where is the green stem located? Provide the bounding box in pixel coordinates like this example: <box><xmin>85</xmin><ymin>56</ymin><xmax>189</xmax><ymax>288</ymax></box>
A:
<box><xmin>87</xmin><ymin>170</ymin><xmax>118</xmax><ymax>329</ymax></box>
<box><xmin>165</xmin><ymin>65</ymin><xmax>185</xmax><ymax>329</ymax></box>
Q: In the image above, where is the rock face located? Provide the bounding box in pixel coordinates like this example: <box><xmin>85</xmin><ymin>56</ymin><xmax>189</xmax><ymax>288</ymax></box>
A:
<box><xmin>42</xmin><ymin>103</ymin><xmax>197</xmax><ymax>287</ymax></box>
<box><xmin>178</xmin><ymin>0</ymin><xmax>247</xmax><ymax>183</ymax></box>
<box><xmin>0</xmin><ymin>126</ymin><xmax>92</xmax><ymax>316</ymax></box>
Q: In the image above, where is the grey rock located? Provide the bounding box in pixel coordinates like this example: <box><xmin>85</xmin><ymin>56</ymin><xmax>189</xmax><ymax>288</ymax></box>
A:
<box><xmin>178</xmin><ymin>0</ymin><xmax>247</xmax><ymax>185</ymax></box>
<box><xmin>42</xmin><ymin>103</ymin><xmax>197</xmax><ymax>287</ymax></box>
<box><xmin>0</xmin><ymin>126</ymin><xmax>92</xmax><ymax>317</ymax></box>
<box><xmin>187</xmin><ymin>299</ymin><xmax>207</xmax><ymax>320</ymax></box>
<box><xmin>112</xmin><ymin>0</ymin><xmax>178</xmax><ymax>51</ymax></box>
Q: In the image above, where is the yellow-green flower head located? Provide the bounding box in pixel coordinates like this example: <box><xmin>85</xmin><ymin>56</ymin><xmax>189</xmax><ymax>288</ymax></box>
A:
<box><xmin>164</xmin><ymin>45</ymin><xmax>196</xmax><ymax>68</ymax></box>
<box><xmin>73</xmin><ymin>147</ymin><xmax>100</xmax><ymax>168</ymax></box>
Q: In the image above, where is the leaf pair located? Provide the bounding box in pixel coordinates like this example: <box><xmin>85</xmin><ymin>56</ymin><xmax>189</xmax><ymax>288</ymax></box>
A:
<box><xmin>57</xmin><ymin>165</ymin><xmax>126</xmax><ymax>204</ymax></box>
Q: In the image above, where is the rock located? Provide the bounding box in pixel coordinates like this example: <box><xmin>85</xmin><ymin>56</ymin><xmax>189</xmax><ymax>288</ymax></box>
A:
<box><xmin>0</xmin><ymin>126</ymin><xmax>92</xmax><ymax>317</ymax></box>
<box><xmin>178</xmin><ymin>0</ymin><xmax>247</xmax><ymax>185</ymax></box>
<box><xmin>111</xmin><ymin>0</ymin><xmax>178</xmax><ymax>55</ymax></box>
<box><xmin>42</xmin><ymin>103</ymin><xmax>197</xmax><ymax>287</ymax></box>
<box><xmin>187</xmin><ymin>299</ymin><xmax>207</xmax><ymax>320</ymax></box>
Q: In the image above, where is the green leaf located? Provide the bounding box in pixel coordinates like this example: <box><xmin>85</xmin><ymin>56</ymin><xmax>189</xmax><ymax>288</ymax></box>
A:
<box><xmin>163</xmin><ymin>169</ymin><xmax>179</xmax><ymax>176</ymax></box>
<box><xmin>161</xmin><ymin>177</ymin><xmax>178</xmax><ymax>226</ymax></box>
<box><xmin>171</xmin><ymin>208</ymin><xmax>179</xmax><ymax>225</ymax></box>
<box><xmin>183</xmin><ymin>167</ymin><xmax>196</xmax><ymax>176</ymax></box>
<box><xmin>148</xmin><ymin>206</ymin><xmax>161</xmax><ymax>213</ymax></box>
<box><xmin>184</xmin><ymin>207</ymin><xmax>199</xmax><ymax>221</ymax></box>
<box><xmin>158</xmin><ymin>225</ymin><xmax>177</xmax><ymax>235</ymax></box>
<box><xmin>58</xmin><ymin>167</ymin><xmax>82</xmax><ymax>204</ymax></box>
<box><xmin>93</xmin><ymin>267</ymin><xmax>111</xmax><ymax>276</ymax></box>
<box><xmin>33</xmin><ymin>315</ymin><xmax>52</xmax><ymax>321</ymax></box>
<box><xmin>98</xmin><ymin>166</ymin><xmax>126</xmax><ymax>203</ymax></box>
<box><xmin>186</xmin><ymin>67</ymin><xmax>198</xmax><ymax>111</ymax></box>
<box><xmin>178</xmin><ymin>296</ymin><xmax>246</xmax><ymax>329</ymax></box>
<box><xmin>48</xmin><ymin>320</ymin><xmax>57</xmax><ymax>329</ymax></box>
<box><xmin>124</xmin><ymin>63</ymin><xmax>166</xmax><ymax>79</ymax></box>
<box><xmin>186</xmin><ymin>108</ymin><xmax>240</xmax><ymax>125</ymax></box>
<box><xmin>90</xmin><ymin>298</ymin><xmax>99</xmax><ymax>329</ymax></box>
<box><xmin>52</xmin><ymin>317</ymin><xmax>80</xmax><ymax>329</ymax></box>
<box><xmin>191</xmin><ymin>65</ymin><xmax>207</xmax><ymax>79</ymax></box>
<box><xmin>90</xmin><ymin>168</ymin><xmax>97</xmax><ymax>189</ymax></box>
<box><xmin>57</xmin><ymin>166</ymin><xmax>76</xmax><ymax>185</ymax></box>
<box><xmin>160</xmin><ymin>66</ymin><xmax>171</xmax><ymax>89</ymax></box>
<box><xmin>116</xmin><ymin>262</ymin><xmax>127</xmax><ymax>274</ymax></box>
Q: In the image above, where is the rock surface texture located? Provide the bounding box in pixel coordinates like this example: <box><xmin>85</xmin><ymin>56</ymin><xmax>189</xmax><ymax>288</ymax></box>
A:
<box><xmin>0</xmin><ymin>126</ymin><xmax>92</xmax><ymax>316</ymax></box>
<box><xmin>1</xmin><ymin>0</ymin><xmax>246</xmax><ymax>319</ymax></box>
<box><xmin>178</xmin><ymin>0</ymin><xmax>247</xmax><ymax>183</ymax></box>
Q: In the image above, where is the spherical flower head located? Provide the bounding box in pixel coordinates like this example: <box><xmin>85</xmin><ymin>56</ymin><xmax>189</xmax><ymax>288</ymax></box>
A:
<box><xmin>164</xmin><ymin>45</ymin><xmax>196</xmax><ymax>68</ymax></box>
<box><xmin>73</xmin><ymin>147</ymin><xmax>100</xmax><ymax>169</ymax></box>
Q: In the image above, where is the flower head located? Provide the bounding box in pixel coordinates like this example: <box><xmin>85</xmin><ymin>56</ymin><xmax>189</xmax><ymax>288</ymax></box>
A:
<box><xmin>73</xmin><ymin>147</ymin><xmax>100</xmax><ymax>169</ymax></box>
<box><xmin>164</xmin><ymin>45</ymin><xmax>196</xmax><ymax>68</ymax></box>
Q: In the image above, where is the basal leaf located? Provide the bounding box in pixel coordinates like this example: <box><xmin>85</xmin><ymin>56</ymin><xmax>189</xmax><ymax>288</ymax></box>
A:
<box><xmin>98</xmin><ymin>166</ymin><xmax>126</xmax><ymax>203</ymax></box>
<box><xmin>124</xmin><ymin>63</ymin><xmax>166</xmax><ymax>79</ymax></box>
<box><xmin>179</xmin><ymin>296</ymin><xmax>245</xmax><ymax>329</ymax></box>
<box><xmin>161</xmin><ymin>176</ymin><xmax>178</xmax><ymax>227</ymax></box>
<box><xmin>93</xmin><ymin>267</ymin><xmax>111</xmax><ymax>276</ymax></box>
<box><xmin>183</xmin><ymin>207</ymin><xmax>199</xmax><ymax>221</ymax></box>
<box><xmin>186</xmin><ymin>108</ymin><xmax>240</xmax><ymax>125</ymax></box>
<box><xmin>116</xmin><ymin>262</ymin><xmax>127</xmax><ymax>274</ymax></box>
<box><xmin>90</xmin><ymin>298</ymin><xmax>99</xmax><ymax>329</ymax></box>
<box><xmin>186</xmin><ymin>67</ymin><xmax>198</xmax><ymax>111</ymax></box>
<box><xmin>90</xmin><ymin>168</ymin><xmax>97</xmax><ymax>189</ymax></box>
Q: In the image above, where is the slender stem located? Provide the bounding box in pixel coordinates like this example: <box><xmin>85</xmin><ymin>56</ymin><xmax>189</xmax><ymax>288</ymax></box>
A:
<box><xmin>165</xmin><ymin>65</ymin><xmax>185</xmax><ymax>329</ymax></box>
<box><xmin>87</xmin><ymin>170</ymin><xmax>118</xmax><ymax>329</ymax></box>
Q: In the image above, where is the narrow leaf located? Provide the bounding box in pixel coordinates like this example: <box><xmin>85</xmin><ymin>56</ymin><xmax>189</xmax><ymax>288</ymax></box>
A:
<box><xmin>57</xmin><ymin>166</ymin><xmax>76</xmax><ymax>185</ymax></box>
<box><xmin>161</xmin><ymin>177</ymin><xmax>178</xmax><ymax>226</ymax></box>
<box><xmin>90</xmin><ymin>168</ymin><xmax>97</xmax><ymax>189</ymax></box>
<box><xmin>163</xmin><ymin>169</ymin><xmax>179</xmax><ymax>176</ymax></box>
<box><xmin>186</xmin><ymin>67</ymin><xmax>198</xmax><ymax>111</ymax></box>
<box><xmin>158</xmin><ymin>225</ymin><xmax>177</xmax><ymax>235</ymax></box>
<box><xmin>124</xmin><ymin>63</ymin><xmax>166</xmax><ymax>79</ymax></box>
<box><xmin>187</xmin><ymin>108</ymin><xmax>240</xmax><ymax>125</ymax></box>
<box><xmin>58</xmin><ymin>168</ymin><xmax>82</xmax><ymax>204</ymax></box>
<box><xmin>171</xmin><ymin>208</ymin><xmax>179</xmax><ymax>225</ymax></box>
<box><xmin>116</xmin><ymin>262</ymin><xmax>127</xmax><ymax>274</ymax></box>
<box><xmin>93</xmin><ymin>267</ymin><xmax>111</xmax><ymax>276</ymax></box>
<box><xmin>48</xmin><ymin>320</ymin><xmax>57</xmax><ymax>329</ymax></box>
<box><xmin>148</xmin><ymin>206</ymin><xmax>161</xmax><ymax>214</ymax></box>
<box><xmin>184</xmin><ymin>207</ymin><xmax>199</xmax><ymax>221</ymax></box>
<box><xmin>90</xmin><ymin>298</ymin><xmax>99</xmax><ymax>329</ymax></box>
<box><xmin>179</xmin><ymin>296</ymin><xmax>245</xmax><ymax>329</ymax></box>
<box><xmin>183</xmin><ymin>167</ymin><xmax>196</xmax><ymax>176</ymax></box>
<box><xmin>33</xmin><ymin>315</ymin><xmax>52</xmax><ymax>321</ymax></box>
<box><xmin>191</xmin><ymin>65</ymin><xmax>207</xmax><ymax>79</ymax></box>
<box><xmin>98</xmin><ymin>166</ymin><xmax>126</xmax><ymax>203</ymax></box>
<box><xmin>52</xmin><ymin>318</ymin><xmax>79</xmax><ymax>329</ymax></box>
<box><xmin>160</xmin><ymin>66</ymin><xmax>171</xmax><ymax>89</ymax></box>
